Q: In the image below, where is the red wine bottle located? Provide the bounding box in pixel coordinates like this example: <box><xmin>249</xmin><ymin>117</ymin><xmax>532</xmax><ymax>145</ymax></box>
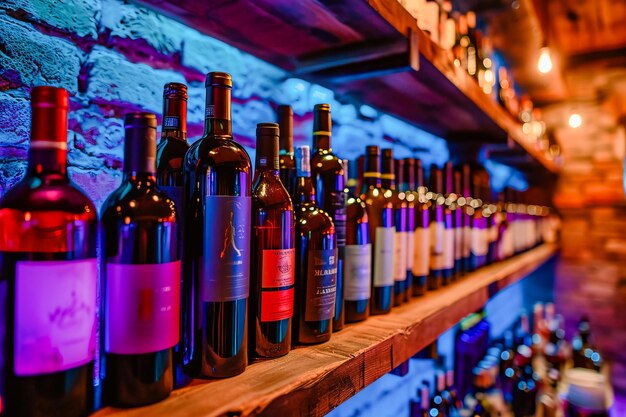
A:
<box><xmin>277</xmin><ymin>105</ymin><xmax>296</xmax><ymax>197</ymax></box>
<box><xmin>469</xmin><ymin>168</ymin><xmax>488</xmax><ymax>271</ymax></box>
<box><xmin>361</xmin><ymin>146</ymin><xmax>394</xmax><ymax>315</ymax></box>
<box><xmin>101</xmin><ymin>112</ymin><xmax>179</xmax><ymax>407</ymax></box>
<box><xmin>249</xmin><ymin>123</ymin><xmax>295</xmax><ymax>358</ymax></box>
<box><xmin>412</xmin><ymin>159</ymin><xmax>430</xmax><ymax>296</ymax></box>
<box><xmin>184</xmin><ymin>72</ymin><xmax>251</xmax><ymax>377</ymax></box>
<box><xmin>400</xmin><ymin>158</ymin><xmax>415</xmax><ymax>303</ymax></box>
<box><xmin>442</xmin><ymin>162</ymin><xmax>455</xmax><ymax>284</ymax></box>
<box><xmin>293</xmin><ymin>146</ymin><xmax>337</xmax><ymax>344</ymax></box>
<box><xmin>0</xmin><ymin>87</ymin><xmax>97</xmax><ymax>417</ymax></box>
<box><xmin>381</xmin><ymin>150</ymin><xmax>407</xmax><ymax>306</ymax></box>
<box><xmin>155</xmin><ymin>82</ymin><xmax>190</xmax><ymax>389</ymax></box>
<box><xmin>310</xmin><ymin>104</ymin><xmax>345</xmax><ymax>332</ymax></box>
<box><xmin>342</xmin><ymin>159</ymin><xmax>371</xmax><ymax>323</ymax></box>
<box><xmin>428</xmin><ymin>166</ymin><xmax>445</xmax><ymax>290</ymax></box>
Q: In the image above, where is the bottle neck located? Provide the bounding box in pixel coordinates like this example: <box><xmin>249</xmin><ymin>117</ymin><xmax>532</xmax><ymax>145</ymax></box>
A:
<box><xmin>364</xmin><ymin>155</ymin><xmax>382</xmax><ymax>189</ymax></box>
<box><xmin>381</xmin><ymin>174</ymin><xmax>396</xmax><ymax>190</ymax></box>
<box><xmin>313</xmin><ymin>134</ymin><xmax>331</xmax><ymax>153</ymax></box>
<box><xmin>203</xmin><ymin>85</ymin><xmax>232</xmax><ymax>137</ymax></box>
<box><xmin>295</xmin><ymin>176</ymin><xmax>316</xmax><ymax>204</ymax></box>
<box><xmin>27</xmin><ymin>146</ymin><xmax>68</xmax><ymax>176</ymax></box>
<box><xmin>255</xmin><ymin>153</ymin><xmax>280</xmax><ymax>178</ymax></box>
<box><xmin>123</xmin><ymin>171</ymin><xmax>157</xmax><ymax>182</ymax></box>
<box><xmin>162</xmin><ymin>96</ymin><xmax>187</xmax><ymax>142</ymax></box>
<box><xmin>28</xmin><ymin>91</ymin><xmax>69</xmax><ymax>176</ymax></box>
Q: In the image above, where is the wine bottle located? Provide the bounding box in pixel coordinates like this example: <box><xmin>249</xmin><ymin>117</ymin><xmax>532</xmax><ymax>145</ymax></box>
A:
<box><xmin>381</xmin><ymin>150</ymin><xmax>407</xmax><ymax>306</ymax></box>
<box><xmin>361</xmin><ymin>146</ymin><xmax>394</xmax><ymax>315</ymax></box>
<box><xmin>184</xmin><ymin>72</ymin><xmax>251</xmax><ymax>378</ymax></box>
<box><xmin>401</xmin><ymin>158</ymin><xmax>415</xmax><ymax>303</ymax></box>
<box><xmin>453</xmin><ymin>169</ymin><xmax>464</xmax><ymax>278</ymax></box>
<box><xmin>101</xmin><ymin>112</ymin><xmax>179</xmax><ymax>407</ymax></box>
<box><xmin>293</xmin><ymin>146</ymin><xmax>337</xmax><ymax>344</ymax></box>
<box><xmin>155</xmin><ymin>82</ymin><xmax>190</xmax><ymax>388</ymax></box>
<box><xmin>428</xmin><ymin>166</ymin><xmax>445</xmax><ymax>290</ymax></box>
<box><xmin>469</xmin><ymin>168</ymin><xmax>488</xmax><ymax>271</ymax></box>
<box><xmin>0</xmin><ymin>86</ymin><xmax>97</xmax><ymax>417</ymax></box>
<box><xmin>442</xmin><ymin>162</ymin><xmax>455</xmax><ymax>285</ymax></box>
<box><xmin>412</xmin><ymin>159</ymin><xmax>430</xmax><ymax>296</ymax></box>
<box><xmin>460</xmin><ymin>164</ymin><xmax>472</xmax><ymax>274</ymax></box>
<box><xmin>310</xmin><ymin>104</ymin><xmax>345</xmax><ymax>332</ymax></box>
<box><xmin>409</xmin><ymin>387</ymin><xmax>430</xmax><ymax>417</ymax></box>
<box><xmin>249</xmin><ymin>123</ymin><xmax>295</xmax><ymax>358</ymax></box>
<box><xmin>342</xmin><ymin>159</ymin><xmax>371</xmax><ymax>323</ymax></box>
<box><xmin>277</xmin><ymin>105</ymin><xmax>297</xmax><ymax>197</ymax></box>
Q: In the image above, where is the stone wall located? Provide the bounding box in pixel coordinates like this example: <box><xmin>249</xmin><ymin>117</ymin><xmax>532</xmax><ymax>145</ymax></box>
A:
<box><xmin>0</xmin><ymin>0</ymin><xmax>451</xmax><ymax>208</ymax></box>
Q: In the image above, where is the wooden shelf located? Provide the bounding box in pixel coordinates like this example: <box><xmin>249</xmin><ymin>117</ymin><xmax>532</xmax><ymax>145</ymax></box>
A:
<box><xmin>95</xmin><ymin>243</ymin><xmax>558</xmax><ymax>417</ymax></box>
<box><xmin>135</xmin><ymin>0</ymin><xmax>559</xmax><ymax>174</ymax></box>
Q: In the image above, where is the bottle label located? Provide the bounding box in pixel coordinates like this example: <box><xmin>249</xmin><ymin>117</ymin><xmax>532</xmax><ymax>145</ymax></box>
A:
<box><xmin>406</xmin><ymin>230</ymin><xmax>414</xmax><ymax>270</ymax></box>
<box><xmin>463</xmin><ymin>225</ymin><xmax>472</xmax><ymax>258</ymax></box>
<box><xmin>14</xmin><ymin>259</ymin><xmax>97</xmax><ymax>376</ymax></box>
<box><xmin>105</xmin><ymin>261</ymin><xmax>180</xmax><ymax>355</ymax></box>
<box><xmin>202</xmin><ymin>196</ymin><xmax>252</xmax><ymax>302</ymax></box>
<box><xmin>443</xmin><ymin>228</ymin><xmax>455</xmax><ymax>269</ymax></box>
<box><xmin>163</xmin><ymin>116</ymin><xmax>179</xmax><ymax>129</ymax></box>
<box><xmin>471</xmin><ymin>218</ymin><xmax>489</xmax><ymax>256</ymax></box>
<box><xmin>330</xmin><ymin>191</ymin><xmax>347</xmax><ymax>247</ymax></box>
<box><xmin>430</xmin><ymin>221</ymin><xmax>445</xmax><ymax>270</ymax></box>
<box><xmin>412</xmin><ymin>227</ymin><xmax>430</xmax><ymax>276</ymax></box>
<box><xmin>393</xmin><ymin>231</ymin><xmax>408</xmax><ymax>281</ymax></box>
<box><xmin>373</xmin><ymin>227</ymin><xmax>395</xmax><ymax>287</ymax></box>
<box><xmin>454</xmin><ymin>226</ymin><xmax>463</xmax><ymax>261</ymax></box>
<box><xmin>304</xmin><ymin>248</ymin><xmax>338</xmax><ymax>321</ymax></box>
<box><xmin>260</xmin><ymin>248</ymin><xmax>295</xmax><ymax>322</ymax></box>
<box><xmin>344</xmin><ymin>244</ymin><xmax>372</xmax><ymax>301</ymax></box>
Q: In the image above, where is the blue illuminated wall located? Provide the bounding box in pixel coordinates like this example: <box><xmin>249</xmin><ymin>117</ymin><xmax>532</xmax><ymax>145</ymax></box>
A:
<box><xmin>0</xmin><ymin>0</ymin><xmax>527</xmax><ymax>207</ymax></box>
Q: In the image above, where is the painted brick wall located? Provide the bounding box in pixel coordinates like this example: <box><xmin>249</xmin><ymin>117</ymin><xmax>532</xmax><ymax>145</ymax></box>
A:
<box><xmin>0</xmin><ymin>0</ymin><xmax>452</xmax><ymax>208</ymax></box>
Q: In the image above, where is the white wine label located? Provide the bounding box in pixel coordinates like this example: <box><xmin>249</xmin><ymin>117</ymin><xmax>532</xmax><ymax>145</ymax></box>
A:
<box><xmin>463</xmin><ymin>225</ymin><xmax>472</xmax><ymax>258</ymax></box>
<box><xmin>443</xmin><ymin>228</ymin><xmax>455</xmax><ymax>269</ymax></box>
<box><xmin>406</xmin><ymin>230</ymin><xmax>415</xmax><ymax>270</ymax></box>
<box><xmin>393</xmin><ymin>231</ymin><xmax>408</xmax><ymax>281</ymax></box>
<box><xmin>374</xmin><ymin>227</ymin><xmax>395</xmax><ymax>287</ymax></box>
<box><xmin>344</xmin><ymin>244</ymin><xmax>372</xmax><ymax>301</ymax></box>
<box><xmin>430</xmin><ymin>221</ymin><xmax>445</xmax><ymax>270</ymax></box>
<box><xmin>454</xmin><ymin>227</ymin><xmax>463</xmax><ymax>261</ymax></box>
<box><xmin>413</xmin><ymin>227</ymin><xmax>430</xmax><ymax>276</ymax></box>
<box><xmin>471</xmin><ymin>227</ymin><xmax>489</xmax><ymax>256</ymax></box>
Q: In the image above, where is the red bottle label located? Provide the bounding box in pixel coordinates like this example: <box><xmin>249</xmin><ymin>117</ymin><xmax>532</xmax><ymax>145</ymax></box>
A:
<box><xmin>260</xmin><ymin>249</ymin><xmax>295</xmax><ymax>322</ymax></box>
<box><xmin>14</xmin><ymin>259</ymin><xmax>97</xmax><ymax>376</ymax></box>
<box><xmin>305</xmin><ymin>248</ymin><xmax>338</xmax><ymax>322</ymax></box>
<box><xmin>105</xmin><ymin>261</ymin><xmax>180</xmax><ymax>355</ymax></box>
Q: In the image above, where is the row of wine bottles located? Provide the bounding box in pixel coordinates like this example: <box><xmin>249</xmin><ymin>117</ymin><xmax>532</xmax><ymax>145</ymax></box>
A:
<box><xmin>0</xmin><ymin>73</ymin><xmax>558</xmax><ymax>416</ymax></box>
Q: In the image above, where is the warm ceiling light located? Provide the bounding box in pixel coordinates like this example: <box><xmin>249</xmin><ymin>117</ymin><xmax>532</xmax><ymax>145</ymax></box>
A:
<box><xmin>537</xmin><ymin>47</ymin><xmax>553</xmax><ymax>74</ymax></box>
<box><xmin>569</xmin><ymin>113</ymin><xmax>582</xmax><ymax>128</ymax></box>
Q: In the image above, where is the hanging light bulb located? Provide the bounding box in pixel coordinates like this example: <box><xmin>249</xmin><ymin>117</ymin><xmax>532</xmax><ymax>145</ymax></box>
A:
<box><xmin>568</xmin><ymin>113</ymin><xmax>582</xmax><ymax>128</ymax></box>
<box><xmin>537</xmin><ymin>47</ymin><xmax>553</xmax><ymax>73</ymax></box>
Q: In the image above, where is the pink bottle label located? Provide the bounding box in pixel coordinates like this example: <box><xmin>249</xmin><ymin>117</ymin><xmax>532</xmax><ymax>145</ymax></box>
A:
<box><xmin>14</xmin><ymin>259</ymin><xmax>97</xmax><ymax>376</ymax></box>
<box><xmin>105</xmin><ymin>261</ymin><xmax>180</xmax><ymax>355</ymax></box>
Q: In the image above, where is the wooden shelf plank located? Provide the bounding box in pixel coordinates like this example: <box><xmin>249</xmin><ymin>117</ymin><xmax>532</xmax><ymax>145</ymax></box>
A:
<box><xmin>133</xmin><ymin>0</ymin><xmax>559</xmax><ymax>174</ymax></box>
<box><xmin>94</xmin><ymin>243</ymin><xmax>558</xmax><ymax>417</ymax></box>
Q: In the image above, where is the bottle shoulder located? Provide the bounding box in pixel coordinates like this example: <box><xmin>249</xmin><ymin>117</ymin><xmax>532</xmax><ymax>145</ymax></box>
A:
<box><xmin>252</xmin><ymin>175</ymin><xmax>293</xmax><ymax>210</ymax></box>
<box><xmin>1</xmin><ymin>175</ymin><xmax>97</xmax><ymax>218</ymax></box>
<box><xmin>296</xmin><ymin>204</ymin><xmax>335</xmax><ymax>231</ymax></box>
<box><xmin>185</xmin><ymin>135</ymin><xmax>252</xmax><ymax>170</ymax></box>
<box><xmin>101</xmin><ymin>181</ymin><xmax>177</xmax><ymax>222</ymax></box>
<box><xmin>361</xmin><ymin>186</ymin><xmax>392</xmax><ymax>208</ymax></box>
<box><xmin>311</xmin><ymin>151</ymin><xmax>343</xmax><ymax>173</ymax></box>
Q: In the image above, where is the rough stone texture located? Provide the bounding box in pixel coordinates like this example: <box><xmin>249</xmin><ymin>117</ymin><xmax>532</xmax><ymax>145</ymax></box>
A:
<box><xmin>84</xmin><ymin>46</ymin><xmax>186</xmax><ymax>114</ymax></box>
<box><xmin>100</xmin><ymin>0</ymin><xmax>185</xmax><ymax>55</ymax></box>
<box><xmin>0</xmin><ymin>16</ymin><xmax>84</xmax><ymax>92</ymax></box>
<box><xmin>1</xmin><ymin>0</ymin><xmax>100</xmax><ymax>38</ymax></box>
